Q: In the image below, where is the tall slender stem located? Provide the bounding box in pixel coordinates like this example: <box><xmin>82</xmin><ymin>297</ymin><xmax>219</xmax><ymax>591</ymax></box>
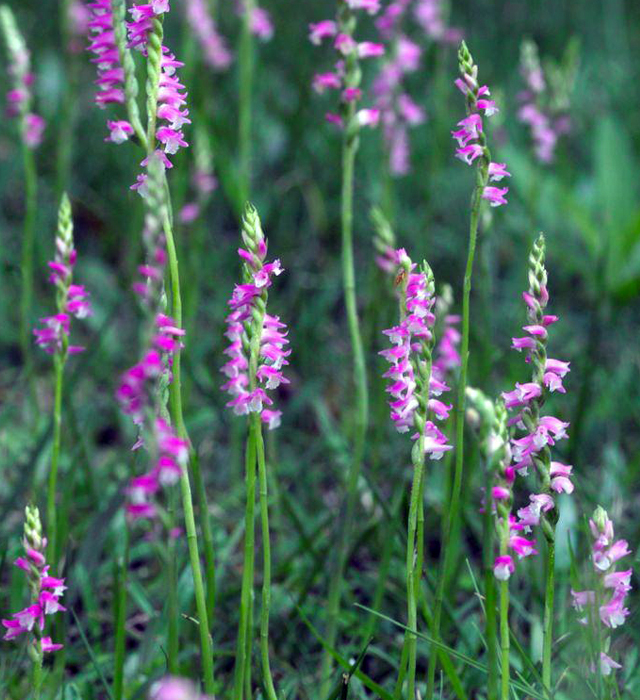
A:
<box><xmin>113</xmin><ymin>528</ymin><xmax>129</xmax><ymax>700</ymax></box>
<box><xmin>238</xmin><ymin>0</ymin><xmax>254</xmax><ymax>203</ymax></box>
<box><xmin>21</xmin><ymin>143</ymin><xmax>37</xmax><ymax>403</ymax></box>
<box><xmin>234</xmin><ymin>424</ymin><xmax>257</xmax><ymax>700</ymax></box>
<box><xmin>542</xmin><ymin>539</ymin><xmax>555</xmax><ymax>698</ymax></box>
<box><xmin>500</xmin><ymin>579</ymin><xmax>510</xmax><ymax>700</ymax></box>
<box><xmin>426</xmin><ymin>166</ymin><xmax>486</xmax><ymax>699</ymax></box>
<box><xmin>167</xmin><ymin>488</ymin><xmax>179</xmax><ymax>674</ymax></box>
<box><xmin>47</xmin><ymin>354</ymin><xmax>65</xmax><ymax>567</ymax></box>
<box><xmin>191</xmin><ymin>448</ymin><xmax>217</xmax><ymax>628</ymax></box>
<box><xmin>255</xmin><ymin>413</ymin><xmax>278</xmax><ymax>700</ymax></box>
<box><xmin>484</xmin><ymin>461</ymin><xmax>498</xmax><ymax>700</ymax></box>
<box><xmin>164</xmin><ymin>213</ymin><xmax>215</xmax><ymax>695</ymax></box>
<box><xmin>320</xmin><ymin>101</ymin><xmax>369</xmax><ymax>696</ymax></box>
<box><xmin>404</xmin><ymin>444</ymin><xmax>426</xmax><ymax>699</ymax></box>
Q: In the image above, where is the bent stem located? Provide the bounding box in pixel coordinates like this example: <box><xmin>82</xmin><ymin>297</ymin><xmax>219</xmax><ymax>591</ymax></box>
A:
<box><xmin>320</xmin><ymin>100</ymin><xmax>369</xmax><ymax>696</ymax></box>
<box><xmin>234</xmin><ymin>422</ymin><xmax>258</xmax><ymax>700</ymax></box>
<box><xmin>542</xmin><ymin>538</ymin><xmax>555</xmax><ymax>698</ymax></box>
<box><xmin>47</xmin><ymin>353</ymin><xmax>65</xmax><ymax>568</ymax></box>
<box><xmin>255</xmin><ymin>413</ymin><xmax>278</xmax><ymax>700</ymax></box>
<box><xmin>21</xmin><ymin>142</ymin><xmax>37</xmax><ymax>406</ymax></box>
<box><xmin>426</xmin><ymin>164</ymin><xmax>487</xmax><ymax>699</ymax></box>
<box><xmin>164</xmin><ymin>213</ymin><xmax>216</xmax><ymax>695</ymax></box>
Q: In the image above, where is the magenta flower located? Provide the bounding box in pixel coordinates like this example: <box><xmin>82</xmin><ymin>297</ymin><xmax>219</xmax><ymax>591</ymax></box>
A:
<box><xmin>453</xmin><ymin>43</ymin><xmax>510</xmax><ymax>207</ymax></box>
<box><xmin>87</xmin><ymin>0</ymin><xmax>126</xmax><ymax>110</ymax></box>
<box><xmin>518</xmin><ymin>40</ymin><xmax>572</xmax><ymax>164</ymax></box>
<box><xmin>571</xmin><ymin>507</ymin><xmax>633</xmax><ymax>675</ymax></box>
<box><xmin>221</xmin><ymin>204</ymin><xmax>290</xmax><ymax>430</ymax></box>
<box><xmin>33</xmin><ymin>196</ymin><xmax>91</xmax><ymax>355</ymax></box>
<box><xmin>1</xmin><ymin>505</ymin><xmax>65</xmax><ymax>654</ymax></box>
<box><xmin>310</xmin><ymin>0</ymin><xmax>383</xmax><ymax>134</ymax></box>
<box><xmin>380</xmin><ymin>249</ymin><xmax>452</xmax><ymax>459</ymax></box>
<box><xmin>1</xmin><ymin>8</ymin><xmax>45</xmax><ymax>148</ymax></box>
<box><xmin>184</xmin><ymin>0</ymin><xmax>231</xmax><ymax>70</ymax></box>
<box><xmin>499</xmin><ymin>235</ymin><xmax>572</xmax><ymax>558</ymax></box>
<box><xmin>149</xmin><ymin>676</ymin><xmax>212</xmax><ymax>700</ymax></box>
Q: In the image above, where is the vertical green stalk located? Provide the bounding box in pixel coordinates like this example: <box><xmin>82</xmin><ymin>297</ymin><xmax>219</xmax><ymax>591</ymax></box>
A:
<box><xmin>483</xmin><ymin>490</ymin><xmax>498</xmax><ymax>700</ymax></box>
<box><xmin>426</xmin><ymin>165</ymin><xmax>487</xmax><ymax>699</ymax></box>
<box><xmin>167</xmin><ymin>489</ymin><xmax>179</xmax><ymax>674</ymax></box>
<box><xmin>405</xmin><ymin>446</ymin><xmax>426</xmax><ymax>700</ymax></box>
<box><xmin>542</xmin><ymin>540</ymin><xmax>555</xmax><ymax>697</ymax></box>
<box><xmin>164</xmin><ymin>213</ymin><xmax>216</xmax><ymax>695</ymax></box>
<box><xmin>113</xmin><ymin>529</ymin><xmax>129</xmax><ymax>700</ymax></box>
<box><xmin>321</xmin><ymin>91</ymin><xmax>369</xmax><ymax>694</ymax></box>
<box><xmin>21</xmin><ymin>143</ymin><xmax>37</xmax><ymax>401</ymax></box>
<box><xmin>234</xmin><ymin>425</ymin><xmax>257</xmax><ymax>700</ymax></box>
<box><xmin>500</xmin><ymin>579</ymin><xmax>510</xmax><ymax>700</ymax></box>
<box><xmin>238</xmin><ymin>0</ymin><xmax>255</xmax><ymax>203</ymax></box>
<box><xmin>47</xmin><ymin>355</ymin><xmax>65</xmax><ymax>567</ymax></box>
<box><xmin>143</xmin><ymin>14</ymin><xmax>215</xmax><ymax>692</ymax></box>
<box><xmin>254</xmin><ymin>413</ymin><xmax>278</xmax><ymax>700</ymax></box>
<box><xmin>191</xmin><ymin>448</ymin><xmax>217</xmax><ymax>628</ymax></box>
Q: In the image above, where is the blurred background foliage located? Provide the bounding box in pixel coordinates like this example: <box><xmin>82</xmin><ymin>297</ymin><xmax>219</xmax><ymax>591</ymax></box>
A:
<box><xmin>0</xmin><ymin>0</ymin><xmax>639</xmax><ymax>697</ymax></box>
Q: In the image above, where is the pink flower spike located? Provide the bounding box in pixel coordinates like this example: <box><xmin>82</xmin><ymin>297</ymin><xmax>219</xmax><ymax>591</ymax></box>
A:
<box><xmin>482</xmin><ymin>186</ymin><xmax>508</xmax><ymax>207</ymax></box>
<box><xmin>488</xmin><ymin>162</ymin><xmax>511</xmax><ymax>182</ymax></box>
<box><xmin>357</xmin><ymin>108</ymin><xmax>380</xmax><ymax>128</ymax></box>
<box><xmin>40</xmin><ymin>637</ymin><xmax>64</xmax><ymax>653</ymax></box>
<box><xmin>493</xmin><ymin>555</ymin><xmax>514</xmax><ymax>581</ymax></box>
<box><xmin>308</xmin><ymin>20</ymin><xmax>337</xmax><ymax>45</ymax></box>
<box><xmin>357</xmin><ymin>42</ymin><xmax>385</xmax><ymax>58</ymax></box>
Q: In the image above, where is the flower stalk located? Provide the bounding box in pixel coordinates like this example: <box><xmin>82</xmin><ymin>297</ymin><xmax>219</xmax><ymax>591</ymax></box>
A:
<box><xmin>427</xmin><ymin>41</ymin><xmax>509</xmax><ymax>698</ymax></box>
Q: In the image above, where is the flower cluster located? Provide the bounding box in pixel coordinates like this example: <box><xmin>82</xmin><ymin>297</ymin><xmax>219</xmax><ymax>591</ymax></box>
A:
<box><xmin>87</xmin><ymin>0</ymin><xmax>126</xmax><ymax>110</ymax></box>
<box><xmin>178</xmin><ymin>124</ymin><xmax>218</xmax><ymax>224</ymax></box>
<box><xmin>452</xmin><ymin>42</ymin><xmax>510</xmax><ymax>207</ymax></box>
<box><xmin>2</xmin><ymin>505</ymin><xmax>65</xmax><ymax>653</ymax></box>
<box><xmin>413</xmin><ymin>0</ymin><xmax>462</xmax><ymax>44</ymax></box>
<box><xmin>0</xmin><ymin>7</ymin><xmax>45</xmax><ymax>148</ymax></box>
<box><xmin>149</xmin><ymin>676</ymin><xmax>213</xmax><ymax>700</ymax></box>
<box><xmin>309</xmin><ymin>1</ymin><xmax>385</xmax><ymax>131</ymax></box>
<box><xmin>128</xmin><ymin>3</ymin><xmax>190</xmax><ymax>159</ymax></box>
<box><xmin>221</xmin><ymin>204</ymin><xmax>290</xmax><ymax>430</ymax></box>
<box><xmin>571</xmin><ymin>507</ymin><xmax>633</xmax><ymax>676</ymax></box>
<box><xmin>433</xmin><ymin>285</ymin><xmax>461</xmax><ymax>384</ymax></box>
<box><xmin>184</xmin><ymin>0</ymin><xmax>231</xmax><ymax>70</ymax></box>
<box><xmin>234</xmin><ymin>0</ymin><xmax>274</xmax><ymax>41</ymax></box>
<box><xmin>67</xmin><ymin>1</ymin><xmax>91</xmax><ymax>54</ymax></box>
<box><xmin>373</xmin><ymin>2</ymin><xmax>426</xmax><ymax>175</ymax></box>
<box><xmin>518</xmin><ymin>40</ymin><xmax>571</xmax><ymax>164</ymax></box>
<box><xmin>33</xmin><ymin>195</ymin><xmax>91</xmax><ymax>355</ymax></box>
<box><xmin>379</xmin><ymin>249</ymin><xmax>452</xmax><ymax>459</ymax></box>
<box><xmin>117</xmin><ymin>156</ymin><xmax>187</xmax><ymax>521</ymax></box>
<box><xmin>500</xmin><ymin>235</ymin><xmax>572</xmax><ymax>547</ymax></box>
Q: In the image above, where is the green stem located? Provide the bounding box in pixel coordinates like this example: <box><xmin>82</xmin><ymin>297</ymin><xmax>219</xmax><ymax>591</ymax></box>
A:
<box><xmin>167</xmin><ymin>488</ymin><xmax>179</xmax><ymax>674</ymax></box>
<box><xmin>320</xmin><ymin>104</ymin><xmax>369</xmax><ymax>696</ymax></box>
<box><xmin>542</xmin><ymin>539</ymin><xmax>555</xmax><ymax>698</ymax></box>
<box><xmin>255</xmin><ymin>414</ymin><xmax>278</xmax><ymax>700</ymax></box>
<box><xmin>113</xmin><ymin>528</ymin><xmax>129</xmax><ymax>700</ymax></box>
<box><xmin>234</xmin><ymin>424</ymin><xmax>257</xmax><ymax>700</ymax></box>
<box><xmin>164</xmin><ymin>213</ymin><xmax>215</xmax><ymax>695</ymax></box>
<box><xmin>405</xmin><ymin>445</ymin><xmax>426</xmax><ymax>700</ymax></box>
<box><xmin>47</xmin><ymin>354</ymin><xmax>65</xmax><ymax>567</ymax></box>
<box><xmin>484</xmin><ymin>472</ymin><xmax>498</xmax><ymax>699</ymax></box>
<box><xmin>191</xmin><ymin>448</ymin><xmax>217</xmax><ymax>629</ymax></box>
<box><xmin>426</xmin><ymin>166</ymin><xmax>486</xmax><ymax>699</ymax></box>
<box><xmin>238</xmin><ymin>0</ymin><xmax>254</xmax><ymax>203</ymax></box>
<box><xmin>500</xmin><ymin>580</ymin><xmax>510</xmax><ymax>700</ymax></box>
<box><xmin>32</xmin><ymin>649</ymin><xmax>43</xmax><ymax>700</ymax></box>
<box><xmin>21</xmin><ymin>142</ymin><xmax>37</xmax><ymax>404</ymax></box>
